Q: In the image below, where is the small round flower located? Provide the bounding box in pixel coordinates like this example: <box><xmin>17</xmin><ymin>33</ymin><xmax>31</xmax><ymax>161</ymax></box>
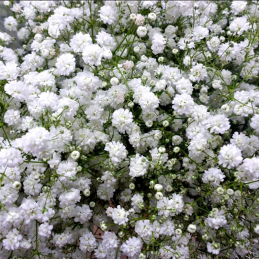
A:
<box><xmin>134</xmin><ymin>46</ymin><xmax>140</xmax><ymax>53</ymax></box>
<box><xmin>135</xmin><ymin>14</ymin><xmax>145</xmax><ymax>25</ymax></box>
<box><xmin>155</xmin><ymin>192</ymin><xmax>163</xmax><ymax>200</ymax></box>
<box><xmin>4</xmin><ymin>16</ymin><xmax>18</xmax><ymax>31</ymax></box>
<box><xmin>157</xmin><ymin>146</ymin><xmax>166</xmax><ymax>154</ymax></box>
<box><xmin>175</xmin><ymin>229</ymin><xmax>182</xmax><ymax>235</ymax></box>
<box><xmin>218</xmin><ymin>144</ymin><xmax>243</xmax><ymax>169</ymax></box>
<box><xmin>137</xmin><ymin>26</ymin><xmax>147</xmax><ymax>38</ymax></box>
<box><xmin>154</xmin><ymin>184</ymin><xmax>163</xmax><ymax>192</ymax></box>
<box><xmin>148</xmin><ymin>13</ymin><xmax>156</xmax><ymax>21</ymax></box>
<box><xmin>173</xmin><ymin>147</ymin><xmax>180</xmax><ymax>153</ymax></box>
<box><xmin>207</xmin><ymin>242</ymin><xmax>220</xmax><ymax>255</ymax></box>
<box><xmin>83</xmin><ymin>189</ymin><xmax>90</xmax><ymax>197</ymax></box>
<box><xmin>110</xmin><ymin>77</ymin><xmax>119</xmax><ymax>85</ymax></box>
<box><xmin>166</xmin><ymin>185</ymin><xmax>173</xmax><ymax>192</ymax></box>
<box><xmin>139</xmin><ymin>253</ymin><xmax>146</xmax><ymax>259</ymax></box>
<box><xmin>172</xmin><ymin>135</ymin><xmax>183</xmax><ymax>145</ymax></box>
<box><xmin>71</xmin><ymin>151</ymin><xmax>80</xmax><ymax>160</ymax></box>
<box><xmin>103</xmin><ymin>49</ymin><xmax>113</xmax><ymax>59</ymax></box>
<box><xmin>99</xmin><ymin>4</ymin><xmax>118</xmax><ymax>25</ymax></box>
<box><xmin>163</xmin><ymin>120</ymin><xmax>169</xmax><ymax>127</ymax></box>
<box><xmin>100</xmin><ymin>222</ymin><xmax>108</xmax><ymax>231</ymax></box>
<box><xmin>172</xmin><ymin>49</ymin><xmax>179</xmax><ymax>54</ymax></box>
<box><xmin>130</xmin><ymin>13</ymin><xmax>136</xmax><ymax>20</ymax></box>
<box><xmin>12</xmin><ymin>181</ymin><xmax>21</xmax><ymax>189</ymax></box>
<box><xmin>145</xmin><ymin>120</ymin><xmax>153</xmax><ymax>127</ymax></box>
<box><xmin>216</xmin><ymin>187</ymin><xmax>224</xmax><ymax>195</ymax></box>
<box><xmin>89</xmin><ymin>201</ymin><xmax>95</xmax><ymax>207</ymax></box>
<box><xmin>128</xmin><ymin>101</ymin><xmax>134</xmax><ymax>108</ymax></box>
<box><xmin>154</xmin><ymin>131</ymin><xmax>162</xmax><ymax>140</ymax></box>
<box><xmin>227</xmin><ymin>189</ymin><xmax>234</xmax><ymax>195</ymax></box>
<box><xmin>34</xmin><ymin>33</ymin><xmax>43</xmax><ymax>42</ymax></box>
<box><xmin>158</xmin><ymin>57</ymin><xmax>164</xmax><ymax>63</ymax></box>
<box><xmin>129</xmin><ymin>183</ymin><xmax>135</xmax><ymax>190</ymax></box>
<box><xmin>187</xmin><ymin>224</ymin><xmax>197</xmax><ymax>233</ymax></box>
<box><xmin>55</xmin><ymin>53</ymin><xmax>76</xmax><ymax>76</ymax></box>
<box><xmin>0</xmin><ymin>147</ymin><xmax>23</xmax><ymax>168</ymax></box>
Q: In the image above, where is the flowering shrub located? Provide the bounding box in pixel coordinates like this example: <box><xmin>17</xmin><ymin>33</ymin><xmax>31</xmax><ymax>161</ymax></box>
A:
<box><xmin>0</xmin><ymin>1</ymin><xmax>259</xmax><ymax>258</ymax></box>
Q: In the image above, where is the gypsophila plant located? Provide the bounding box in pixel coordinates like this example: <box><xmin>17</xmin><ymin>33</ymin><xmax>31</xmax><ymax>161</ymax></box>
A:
<box><xmin>0</xmin><ymin>0</ymin><xmax>259</xmax><ymax>258</ymax></box>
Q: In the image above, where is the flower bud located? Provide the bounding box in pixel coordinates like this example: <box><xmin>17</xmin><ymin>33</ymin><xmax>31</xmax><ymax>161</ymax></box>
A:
<box><xmin>89</xmin><ymin>201</ymin><xmax>95</xmax><ymax>207</ymax></box>
<box><xmin>110</xmin><ymin>77</ymin><xmax>119</xmax><ymax>85</ymax></box>
<box><xmin>137</xmin><ymin>26</ymin><xmax>147</xmax><ymax>38</ymax></box>
<box><xmin>163</xmin><ymin>120</ymin><xmax>169</xmax><ymax>127</ymax></box>
<box><xmin>173</xmin><ymin>147</ymin><xmax>180</xmax><ymax>153</ymax></box>
<box><xmin>13</xmin><ymin>181</ymin><xmax>21</xmax><ymax>189</ymax></box>
<box><xmin>83</xmin><ymin>189</ymin><xmax>90</xmax><ymax>197</ymax></box>
<box><xmin>158</xmin><ymin>146</ymin><xmax>166</xmax><ymax>153</ymax></box>
<box><xmin>71</xmin><ymin>150</ymin><xmax>80</xmax><ymax>160</ymax></box>
<box><xmin>130</xmin><ymin>14</ymin><xmax>136</xmax><ymax>20</ymax></box>
<box><xmin>175</xmin><ymin>229</ymin><xmax>182</xmax><ymax>235</ymax></box>
<box><xmin>118</xmin><ymin>231</ymin><xmax>124</xmax><ymax>237</ymax></box>
<box><xmin>34</xmin><ymin>33</ymin><xmax>43</xmax><ymax>42</ymax></box>
<box><xmin>172</xmin><ymin>135</ymin><xmax>183</xmax><ymax>145</ymax></box>
<box><xmin>145</xmin><ymin>120</ymin><xmax>153</xmax><ymax>127</ymax></box>
<box><xmin>217</xmin><ymin>187</ymin><xmax>224</xmax><ymax>195</ymax></box>
<box><xmin>129</xmin><ymin>183</ymin><xmax>135</xmax><ymax>190</ymax></box>
<box><xmin>155</xmin><ymin>192</ymin><xmax>163</xmax><ymax>200</ymax></box>
<box><xmin>154</xmin><ymin>184</ymin><xmax>163</xmax><ymax>192</ymax></box>
<box><xmin>187</xmin><ymin>224</ymin><xmax>196</xmax><ymax>233</ymax></box>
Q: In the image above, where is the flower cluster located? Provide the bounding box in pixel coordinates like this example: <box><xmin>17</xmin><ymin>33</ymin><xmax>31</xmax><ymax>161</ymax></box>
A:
<box><xmin>0</xmin><ymin>1</ymin><xmax>259</xmax><ymax>258</ymax></box>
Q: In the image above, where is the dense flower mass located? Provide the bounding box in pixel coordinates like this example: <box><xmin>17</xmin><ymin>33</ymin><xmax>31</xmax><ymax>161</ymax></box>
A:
<box><xmin>0</xmin><ymin>1</ymin><xmax>259</xmax><ymax>258</ymax></box>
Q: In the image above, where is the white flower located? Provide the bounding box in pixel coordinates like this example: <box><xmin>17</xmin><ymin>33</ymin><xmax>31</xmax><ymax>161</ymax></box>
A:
<box><xmin>137</xmin><ymin>26</ymin><xmax>147</xmax><ymax>38</ymax></box>
<box><xmin>229</xmin><ymin>16</ymin><xmax>250</xmax><ymax>35</ymax></box>
<box><xmin>157</xmin><ymin>194</ymin><xmax>184</xmax><ymax>217</ymax></box>
<box><xmin>175</xmin><ymin>78</ymin><xmax>193</xmax><ymax>95</ymax></box>
<box><xmin>151</xmin><ymin>33</ymin><xmax>166</xmax><ymax>55</ymax></box>
<box><xmin>202</xmin><ymin>168</ymin><xmax>225</xmax><ymax>187</ymax></box>
<box><xmin>105</xmin><ymin>141</ymin><xmax>128</xmax><ymax>164</ymax></box>
<box><xmin>0</xmin><ymin>147</ymin><xmax>23</xmax><ymax>168</ymax></box>
<box><xmin>99</xmin><ymin>4</ymin><xmax>118</xmax><ymax>25</ymax></box>
<box><xmin>135</xmin><ymin>14</ymin><xmax>145</xmax><ymax>26</ymax></box>
<box><xmin>139</xmin><ymin>92</ymin><xmax>159</xmax><ymax>112</ymax></box>
<box><xmin>4</xmin><ymin>17</ymin><xmax>18</xmax><ymax>31</ymax></box>
<box><xmin>205</xmin><ymin>210</ymin><xmax>227</xmax><ymax>229</ymax></box>
<box><xmin>55</xmin><ymin>53</ymin><xmax>75</xmax><ymax>76</ymax></box>
<box><xmin>70</xmin><ymin>32</ymin><xmax>92</xmax><ymax>53</ymax></box>
<box><xmin>251</xmin><ymin>114</ymin><xmax>259</xmax><ymax>134</ymax></box>
<box><xmin>109</xmin><ymin>205</ymin><xmax>129</xmax><ymax>225</ymax></box>
<box><xmin>121</xmin><ymin>237</ymin><xmax>142</xmax><ymax>258</ymax></box>
<box><xmin>71</xmin><ymin>150</ymin><xmax>80</xmax><ymax>160</ymax></box>
<box><xmin>189</xmin><ymin>63</ymin><xmax>207</xmax><ymax>82</ymax></box>
<box><xmin>38</xmin><ymin>223</ymin><xmax>53</xmax><ymax>238</ymax></box>
<box><xmin>79</xmin><ymin>232</ymin><xmax>97</xmax><ymax>252</ymax></box>
<box><xmin>231</xmin><ymin>1</ymin><xmax>247</xmax><ymax>14</ymax></box>
<box><xmin>203</xmin><ymin>114</ymin><xmax>230</xmax><ymax>134</ymax></box>
<box><xmin>187</xmin><ymin>224</ymin><xmax>196</xmax><ymax>233</ymax></box>
<box><xmin>135</xmin><ymin>220</ymin><xmax>153</xmax><ymax>238</ymax></box>
<box><xmin>3</xmin><ymin>229</ymin><xmax>23</xmax><ymax>250</ymax></box>
<box><xmin>82</xmin><ymin>44</ymin><xmax>103</xmax><ymax>66</ymax></box>
<box><xmin>172</xmin><ymin>93</ymin><xmax>195</xmax><ymax>115</ymax></box>
<box><xmin>129</xmin><ymin>154</ymin><xmax>149</xmax><ymax>178</ymax></box>
<box><xmin>254</xmin><ymin>224</ymin><xmax>259</xmax><ymax>234</ymax></box>
<box><xmin>218</xmin><ymin>144</ymin><xmax>243</xmax><ymax>169</ymax></box>
<box><xmin>207</xmin><ymin>36</ymin><xmax>220</xmax><ymax>52</ymax></box>
<box><xmin>207</xmin><ymin>242</ymin><xmax>220</xmax><ymax>255</ymax></box>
